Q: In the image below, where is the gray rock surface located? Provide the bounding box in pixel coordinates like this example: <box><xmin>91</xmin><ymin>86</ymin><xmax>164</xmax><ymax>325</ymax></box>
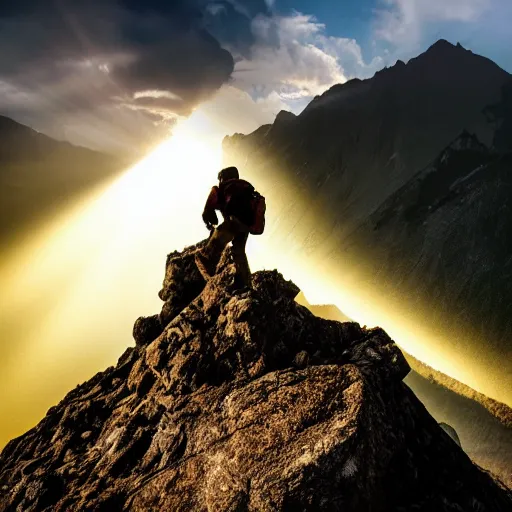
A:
<box><xmin>0</xmin><ymin>243</ymin><xmax>510</xmax><ymax>511</ymax></box>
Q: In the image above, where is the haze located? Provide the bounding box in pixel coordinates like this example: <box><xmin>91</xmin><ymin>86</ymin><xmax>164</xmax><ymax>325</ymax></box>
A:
<box><xmin>1</xmin><ymin>0</ymin><xmax>511</xmax><ymax>448</ymax></box>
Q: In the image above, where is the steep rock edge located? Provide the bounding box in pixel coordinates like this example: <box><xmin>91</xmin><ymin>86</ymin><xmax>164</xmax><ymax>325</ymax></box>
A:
<box><xmin>300</xmin><ymin>299</ymin><xmax>512</xmax><ymax>488</ymax></box>
<box><xmin>302</xmin><ymin>297</ymin><xmax>512</xmax><ymax>425</ymax></box>
<box><xmin>0</xmin><ymin>243</ymin><xmax>510</xmax><ymax>511</ymax></box>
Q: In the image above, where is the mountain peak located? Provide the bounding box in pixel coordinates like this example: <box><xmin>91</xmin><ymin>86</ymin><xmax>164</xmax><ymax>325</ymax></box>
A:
<box><xmin>405</xmin><ymin>39</ymin><xmax>474</xmax><ymax>70</ymax></box>
<box><xmin>427</xmin><ymin>38</ymin><xmax>457</xmax><ymax>51</ymax></box>
<box><xmin>447</xmin><ymin>130</ymin><xmax>488</xmax><ymax>152</ymax></box>
<box><xmin>274</xmin><ymin>110</ymin><xmax>296</xmax><ymax>124</ymax></box>
<box><xmin>1</xmin><ymin>242</ymin><xmax>511</xmax><ymax>510</ymax></box>
<box><xmin>423</xmin><ymin>39</ymin><xmax>471</xmax><ymax>57</ymax></box>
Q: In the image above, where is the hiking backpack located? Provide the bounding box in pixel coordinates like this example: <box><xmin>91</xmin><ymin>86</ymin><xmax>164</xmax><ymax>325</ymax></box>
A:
<box><xmin>217</xmin><ymin>179</ymin><xmax>266</xmax><ymax>235</ymax></box>
<box><xmin>249</xmin><ymin>191</ymin><xmax>266</xmax><ymax>235</ymax></box>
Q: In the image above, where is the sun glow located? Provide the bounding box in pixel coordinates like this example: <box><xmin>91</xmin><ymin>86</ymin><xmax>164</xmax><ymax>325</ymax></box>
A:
<box><xmin>0</xmin><ymin>103</ymin><xmax>507</xmax><ymax>450</ymax></box>
<box><xmin>0</xmin><ymin>109</ymin><xmax>224</xmax><ymax>446</ymax></box>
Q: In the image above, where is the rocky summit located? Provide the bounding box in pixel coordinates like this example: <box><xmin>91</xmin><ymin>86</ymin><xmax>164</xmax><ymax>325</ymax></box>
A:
<box><xmin>0</xmin><ymin>243</ymin><xmax>511</xmax><ymax>511</ymax></box>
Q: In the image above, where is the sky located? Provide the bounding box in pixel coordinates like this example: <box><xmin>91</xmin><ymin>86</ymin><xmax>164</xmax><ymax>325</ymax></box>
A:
<box><xmin>0</xmin><ymin>0</ymin><xmax>511</xmax><ymax>154</ymax></box>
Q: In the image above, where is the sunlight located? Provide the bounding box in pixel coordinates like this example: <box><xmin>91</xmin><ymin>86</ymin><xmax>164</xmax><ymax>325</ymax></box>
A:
<box><xmin>0</xmin><ymin>109</ymin><xmax>224</xmax><ymax>446</ymax></box>
<box><xmin>0</xmin><ymin>102</ymin><xmax>505</xmax><ymax>450</ymax></box>
<box><xmin>250</xmin><ymin>243</ymin><xmax>479</xmax><ymax>394</ymax></box>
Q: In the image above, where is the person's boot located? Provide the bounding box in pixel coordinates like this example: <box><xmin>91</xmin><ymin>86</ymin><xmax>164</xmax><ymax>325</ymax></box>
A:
<box><xmin>195</xmin><ymin>231</ymin><xmax>227</xmax><ymax>280</ymax></box>
<box><xmin>232</xmin><ymin>251</ymin><xmax>252</xmax><ymax>290</ymax></box>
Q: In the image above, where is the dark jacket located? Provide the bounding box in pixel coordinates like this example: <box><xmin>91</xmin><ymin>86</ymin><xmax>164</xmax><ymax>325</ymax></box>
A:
<box><xmin>203</xmin><ymin>178</ymin><xmax>255</xmax><ymax>227</ymax></box>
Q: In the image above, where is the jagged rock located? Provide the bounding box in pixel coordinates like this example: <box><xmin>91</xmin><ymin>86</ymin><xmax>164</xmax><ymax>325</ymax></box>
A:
<box><xmin>274</xmin><ymin>110</ymin><xmax>296</xmax><ymax>124</ymax></box>
<box><xmin>0</xmin><ymin>242</ymin><xmax>510</xmax><ymax>511</ymax></box>
<box><xmin>132</xmin><ymin>315</ymin><xmax>163</xmax><ymax>347</ymax></box>
<box><xmin>157</xmin><ymin>241</ymin><xmax>207</xmax><ymax>325</ymax></box>
<box><xmin>293</xmin><ymin>350</ymin><xmax>310</xmax><ymax>369</ymax></box>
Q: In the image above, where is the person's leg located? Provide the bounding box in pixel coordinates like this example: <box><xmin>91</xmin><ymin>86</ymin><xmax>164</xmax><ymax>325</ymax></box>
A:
<box><xmin>196</xmin><ymin>220</ymin><xmax>235</xmax><ymax>277</ymax></box>
<box><xmin>232</xmin><ymin>231</ymin><xmax>251</xmax><ymax>288</ymax></box>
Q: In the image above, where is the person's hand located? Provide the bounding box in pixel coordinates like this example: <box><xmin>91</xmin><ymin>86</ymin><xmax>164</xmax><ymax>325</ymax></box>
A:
<box><xmin>202</xmin><ymin>209</ymin><xmax>218</xmax><ymax>231</ymax></box>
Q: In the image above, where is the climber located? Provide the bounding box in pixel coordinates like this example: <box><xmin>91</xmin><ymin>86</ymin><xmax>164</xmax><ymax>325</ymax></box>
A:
<box><xmin>195</xmin><ymin>166</ymin><xmax>265</xmax><ymax>288</ymax></box>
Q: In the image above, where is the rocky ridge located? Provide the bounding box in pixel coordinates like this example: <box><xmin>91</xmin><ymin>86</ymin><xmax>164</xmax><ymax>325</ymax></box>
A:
<box><xmin>297</xmin><ymin>298</ymin><xmax>512</xmax><ymax>488</ymax></box>
<box><xmin>223</xmin><ymin>40</ymin><xmax>510</xmax><ymax>237</ymax></box>
<box><xmin>0</xmin><ymin>243</ymin><xmax>511</xmax><ymax>511</ymax></box>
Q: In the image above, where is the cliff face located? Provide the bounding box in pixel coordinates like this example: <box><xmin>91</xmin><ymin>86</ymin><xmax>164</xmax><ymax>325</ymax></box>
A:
<box><xmin>339</xmin><ymin>133</ymin><xmax>512</xmax><ymax>400</ymax></box>
<box><xmin>1</xmin><ymin>243</ymin><xmax>511</xmax><ymax>511</ymax></box>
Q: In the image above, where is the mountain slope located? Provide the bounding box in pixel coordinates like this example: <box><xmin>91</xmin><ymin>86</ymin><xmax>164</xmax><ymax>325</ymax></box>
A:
<box><xmin>222</xmin><ymin>40</ymin><xmax>512</xmax><ymax>404</ymax></box>
<box><xmin>339</xmin><ymin>132</ymin><xmax>512</xmax><ymax>403</ymax></box>
<box><xmin>224</xmin><ymin>40</ymin><xmax>510</xmax><ymax>239</ymax></box>
<box><xmin>404</xmin><ymin>356</ymin><xmax>512</xmax><ymax>488</ymax></box>
<box><xmin>0</xmin><ymin>116</ymin><xmax>127</xmax><ymax>248</ymax></box>
<box><xmin>1</xmin><ymin>243</ymin><xmax>510</xmax><ymax>511</ymax></box>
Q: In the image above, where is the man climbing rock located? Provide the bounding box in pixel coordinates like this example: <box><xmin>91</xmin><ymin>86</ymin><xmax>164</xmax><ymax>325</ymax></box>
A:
<box><xmin>195</xmin><ymin>166</ymin><xmax>265</xmax><ymax>288</ymax></box>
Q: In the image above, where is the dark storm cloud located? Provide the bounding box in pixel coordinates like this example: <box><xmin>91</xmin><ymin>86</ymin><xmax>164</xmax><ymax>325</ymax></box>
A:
<box><xmin>0</xmin><ymin>0</ymin><xmax>237</xmax><ymax>115</ymax></box>
<box><xmin>112</xmin><ymin>11</ymin><xmax>234</xmax><ymax>112</ymax></box>
<box><xmin>0</xmin><ymin>1</ymin><xmax>246</xmax><ymax>154</ymax></box>
<box><xmin>203</xmin><ymin>0</ymin><xmax>272</xmax><ymax>58</ymax></box>
<box><xmin>0</xmin><ymin>0</ymin><xmax>276</xmax><ymax>152</ymax></box>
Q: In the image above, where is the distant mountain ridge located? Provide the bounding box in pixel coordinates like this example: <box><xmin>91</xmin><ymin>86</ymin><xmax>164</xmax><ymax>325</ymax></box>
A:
<box><xmin>224</xmin><ymin>39</ymin><xmax>510</xmax><ymax>231</ymax></box>
<box><xmin>403</xmin><ymin>351</ymin><xmax>512</xmax><ymax>429</ymax></box>
<box><xmin>0</xmin><ymin>115</ymin><xmax>127</xmax><ymax>247</ymax></box>
<box><xmin>0</xmin><ymin>116</ymin><xmax>121</xmax><ymax>161</ymax></box>
<box><xmin>222</xmin><ymin>39</ymin><xmax>512</xmax><ymax>405</ymax></box>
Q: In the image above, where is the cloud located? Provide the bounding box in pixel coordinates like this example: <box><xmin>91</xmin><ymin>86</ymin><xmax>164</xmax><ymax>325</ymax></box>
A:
<box><xmin>374</xmin><ymin>0</ymin><xmax>490</xmax><ymax>46</ymax></box>
<box><xmin>232</xmin><ymin>12</ymin><xmax>383</xmax><ymax>112</ymax></box>
<box><xmin>207</xmin><ymin>3</ymin><xmax>228</xmax><ymax>17</ymax></box>
<box><xmin>199</xmin><ymin>85</ymin><xmax>288</xmax><ymax>136</ymax></box>
<box><xmin>0</xmin><ymin>1</ymin><xmax>386</xmax><ymax>151</ymax></box>
<box><xmin>0</xmin><ymin>0</ymin><xmax>236</xmax><ymax>153</ymax></box>
<box><xmin>133</xmin><ymin>90</ymin><xmax>183</xmax><ymax>102</ymax></box>
<box><xmin>203</xmin><ymin>0</ymin><xmax>271</xmax><ymax>58</ymax></box>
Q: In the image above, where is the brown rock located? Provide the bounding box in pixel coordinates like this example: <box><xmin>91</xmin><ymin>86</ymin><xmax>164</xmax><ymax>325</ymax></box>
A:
<box><xmin>132</xmin><ymin>314</ymin><xmax>163</xmax><ymax>347</ymax></box>
<box><xmin>0</xmin><ymin>241</ymin><xmax>510</xmax><ymax>511</ymax></box>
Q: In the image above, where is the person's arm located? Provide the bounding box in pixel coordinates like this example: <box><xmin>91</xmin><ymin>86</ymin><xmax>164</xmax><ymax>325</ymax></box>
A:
<box><xmin>202</xmin><ymin>186</ymin><xmax>219</xmax><ymax>230</ymax></box>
